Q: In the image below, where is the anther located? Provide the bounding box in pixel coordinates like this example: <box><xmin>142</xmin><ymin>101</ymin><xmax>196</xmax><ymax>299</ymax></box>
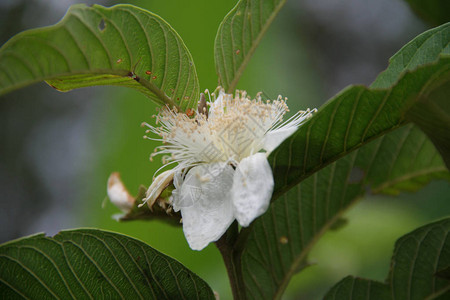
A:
<box><xmin>186</xmin><ymin>108</ymin><xmax>195</xmax><ymax>117</ymax></box>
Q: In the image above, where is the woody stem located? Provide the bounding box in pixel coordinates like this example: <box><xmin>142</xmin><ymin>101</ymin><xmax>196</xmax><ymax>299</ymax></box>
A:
<box><xmin>215</xmin><ymin>222</ymin><xmax>247</xmax><ymax>300</ymax></box>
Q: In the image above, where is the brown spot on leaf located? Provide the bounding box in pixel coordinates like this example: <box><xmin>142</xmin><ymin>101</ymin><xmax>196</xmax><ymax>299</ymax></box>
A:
<box><xmin>279</xmin><ymin>236</ymin><xmax>288</xmax><ymax>244</ymax></box>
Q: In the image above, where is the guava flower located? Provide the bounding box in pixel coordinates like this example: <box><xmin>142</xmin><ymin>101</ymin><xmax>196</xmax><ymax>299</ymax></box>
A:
<box><xmin>142</xmin><ymin>89</ymin><xmax>316</xmax><ymax>250</ymax></box>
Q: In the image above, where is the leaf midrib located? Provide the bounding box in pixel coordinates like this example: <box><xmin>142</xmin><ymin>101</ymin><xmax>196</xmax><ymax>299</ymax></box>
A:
<box><xmin>0</xmin><ymin>67</ymin><xmax>176</xmax><ymax>108</ymax></box>
<box><xmin>222</xmin><ymin>0</ymin><xmax>287</xmax><ymax>93</ymax></box>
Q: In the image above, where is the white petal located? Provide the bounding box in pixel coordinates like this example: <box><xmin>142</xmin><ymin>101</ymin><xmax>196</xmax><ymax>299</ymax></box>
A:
<box><xmin>263</xmin><ymin>109</ymin><xmax>317</xmax><ymax>153</ymax></box>
<box><xmin>178</xmin><ymin>163</ymin><xmax>235</xmax><ymax>250</ymax></box>
<box><xmin>107</xmin><ymin>172</ymin><xmax>134</xmax><ymax>213</ymax></box>
<box><xmin>262</xmin><ymin>127</ymin><xmax>298</xmax><ymax>153</ymax></box>
<box><xmin>144</xmin><ymin>170</ymin><xmax>174</xmax><ymax>208</ymax></box>
<box><xmin>232</xmin><ymin>153</ymin><xmax>274</xmax><ymax>227</ymax></box>
<box><xmin>208</xmin><ymin>90</ymin><xmax>226</xmax><ymax>119</ymax></box>
<box><xmin>170</xmin><ymin>170</ymin><xmax>184</xmax><ymax>212</ymax></box>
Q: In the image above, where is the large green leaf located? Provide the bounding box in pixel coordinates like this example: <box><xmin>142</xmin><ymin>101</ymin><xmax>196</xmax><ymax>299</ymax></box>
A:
<box><xmin>406</xmin><ymin>74</ymin><xmax>450</xmax><ymax>169</ymax></box>
<box><xmin>241</xmin><ymin>125</ymin><xmax>449</xmax><ymax>299</ymax></box>
<box><xmin>374</xmin><ymin>20</ymin><xmax>450</xmax><ymax>173</ymax></box>
<box><xmin>214</xmin><ymin>0</ymin><xmax>286</xmax><ymax>92</ymax></box>
<box><xmin>239</xmin><ymin>22</ymin><xmax>450</xmax><ymax>300</ymax></box>
<box><xmin>0</xmin><ymin>229</ymin><xmax>215</xmax><ymax>299</ymax></box>
<box><xmin>0</xmin><ymin>4</ymin><xmax>199</xmax><ymax>111</ymax></box>
<box><xmin>373</xmin><ymin>22</ymin><xmax>450</xmax><ymax>166</ymax></box>
<box><xmin>324</xmin><ymin>218</ymin><xmax>450</xmax><ymax>300</ymax></box>
<box><xmin>403</xmin><ymin>0</ymin><xmax>450</xmax><ymax>26</ymax></box>
<box><xmin>270</xmin><ymin>55</ymin><xmax>450</xmax><ymax>197</ymax></box>
<box><xmin>269</xmin><ymin>22</ymin><xmax>450</xmax><ymax>197</ymax></box>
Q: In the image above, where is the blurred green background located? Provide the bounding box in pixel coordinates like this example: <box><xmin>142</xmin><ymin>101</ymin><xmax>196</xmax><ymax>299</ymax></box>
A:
<box><xmin>0</xmin><ymin>0</ymin><xmax>449</xmax><ymax>299</ymax></box>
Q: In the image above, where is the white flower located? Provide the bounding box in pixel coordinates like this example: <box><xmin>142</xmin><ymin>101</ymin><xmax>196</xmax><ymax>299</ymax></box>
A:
<box><xmin>142</xmin><ymin>89</ymin><xmax>316</xmax><ymax>250</ymax></box>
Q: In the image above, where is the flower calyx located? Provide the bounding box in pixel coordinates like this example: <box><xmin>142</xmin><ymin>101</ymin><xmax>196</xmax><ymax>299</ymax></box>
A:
<box><xmin>107</xmin><ymin>172</ymin><xmax>181</xmax><ymax>225</ymax></box>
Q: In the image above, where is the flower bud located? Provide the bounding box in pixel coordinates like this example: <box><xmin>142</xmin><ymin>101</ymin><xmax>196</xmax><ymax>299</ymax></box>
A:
<box><xmin>107</xmin><ymin>172</ymin><xmax>134</xmax><ymax>213</ymax></box>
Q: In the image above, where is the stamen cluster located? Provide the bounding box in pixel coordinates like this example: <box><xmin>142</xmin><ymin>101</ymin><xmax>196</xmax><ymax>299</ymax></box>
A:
<box><xmin>142</xmin><ymin>90</ymin><xmax>314</xmax><ymax>177</ymax></box>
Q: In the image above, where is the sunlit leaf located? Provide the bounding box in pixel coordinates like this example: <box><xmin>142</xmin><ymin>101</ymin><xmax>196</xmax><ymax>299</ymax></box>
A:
<box><xmin>324</xmin><ymin>218</ymin><xmax>450</xmax><ymax>299</ymax></box>
<box><xmin>0</xmin><ymin>4</ymin><xmax>199</xmax><ymax>111</ymax></box>
<box><xmin>0</xmin><ymin>229</ymin><xmax>215</xmax><ymax>299</ymax></box>
<box><xmin>214</xmin><ymin>0</ymin><xmax>286</xmax><ymax>92</ymax></box>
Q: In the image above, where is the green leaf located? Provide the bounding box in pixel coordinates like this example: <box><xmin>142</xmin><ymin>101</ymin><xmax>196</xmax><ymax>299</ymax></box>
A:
<box><xmin>403</xmin><ymin>0</ymin><xmax>450</xmax><ymax>26</ymax></box>
<box><xmin>240</xmin><ymin>23</ymin><xmax>450</xmax><ymax>299</ymax></box>
<box><xmin>0</xmin><ymin>229</ymin><xmax>215</xmax><ymax>299</ymax></box>
<box><xmin>323</xmin><ymin>277</ymin><xmax>390</xmax><ymax>300</ymax></box>
<box><xmin>241</xmin><ymin>125</ymin><xmax>449</xmax><ymax>299</ymax></box>
<box><xmin>371</xmin><ymin>23</ymin><xmax>450</xmax><ymax>89</ymax></box>
<box><xmin>406</xmin><ymin>74</ymin><xmax>450</xmax><ymax>169</ymax></box>
<box><xmin>269</xmin><ymin>22</ymin><xmax>450</xmax><ymax>197</ymax></box>
<box><xmin>0</xmin><ymin>4</ymin><xmax>199</xmax><ymax>111</ymax></box>
<box><xmin>324</xmin><ymin>218</ymin><xmax>450</xmax><ymax>299</ymax></box>
<box><xmin>270</xmin><ymin>55</ymin><xmax>450</xmax><ymax>198</ymax></box>
<box><xmin>372</xmin><ymin>21</ymin><xmax>450</xmax><ymax>173</ymax></box>
<box><xmin>390</xmin><ymin>218</ymin><xmax>450</xmax><ymax>299</ymax></box>
<box><xmin>214</xmin><ymin>0</ymin><xmax>286</xmax><ymax>93</ymax></box>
